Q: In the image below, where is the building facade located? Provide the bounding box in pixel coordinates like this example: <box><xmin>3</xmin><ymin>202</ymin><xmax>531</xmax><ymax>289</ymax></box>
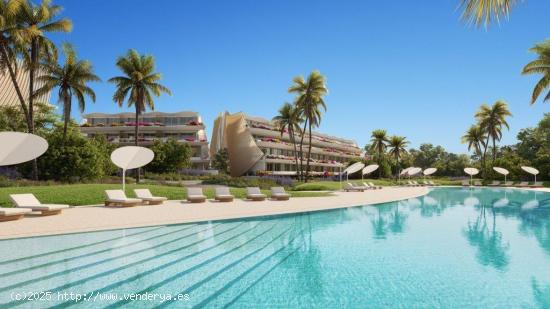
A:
<box><xmin>80</xmin><ymin>111</ymin><xmax>210</xmax><ymax>170</ymax></box>
<box><xmin>0</xmin><ymin>60</ymin><xmax>51</xmax><ymax>107</ymax></box>
<box><xmin>210</xmin><ymin>111</ymin><xmax>363</xmax><ymax>177</ymax></box>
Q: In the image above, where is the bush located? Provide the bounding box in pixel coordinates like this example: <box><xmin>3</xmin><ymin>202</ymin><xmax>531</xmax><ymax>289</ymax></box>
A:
<box><xmin>202</xmin><ymin>175</ymin><xmax>279</xmax><ymax>189</ymax></box>
<box><xmin>212</xmin><ymin>149</ymin><xmax>229</xmax><ymax>174</ymax></box>
<box><xmin>148</xmin><ymin>138</ymin><xmax>192</xmax><ymax>174</ymax></box>
<box><xmin>292</xmin><ymin>183</ymin><xmax>332</xmax><ymax>191</ymax></box>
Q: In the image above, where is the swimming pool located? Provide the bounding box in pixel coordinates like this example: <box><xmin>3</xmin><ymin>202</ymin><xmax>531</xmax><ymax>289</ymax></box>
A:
<box><xmin>0</xmin><ymin>187</ymin><xmax>548</xmax><ymax>308</ymax></box>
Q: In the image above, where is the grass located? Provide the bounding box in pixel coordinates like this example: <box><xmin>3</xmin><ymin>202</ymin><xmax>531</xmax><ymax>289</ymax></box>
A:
<box><xmin>0</xmin><ymin>184</ymin><xmax>332</xmax><ymax>207</ymax></box>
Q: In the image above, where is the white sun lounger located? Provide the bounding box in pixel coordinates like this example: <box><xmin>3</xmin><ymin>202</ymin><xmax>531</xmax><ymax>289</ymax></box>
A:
<box><xmin>246</xmin><ymin>187</ymin><xmax>267</xmax><ymax>201</ymax></box>
<box><xmin>271</xmin><ymin>187</ymin><xmax>291</xmax><ymax>200</ymax></box>
<box><xmin>0</xmin><ymin>208</ymin><xmax>32</xmax><ymax>221</ymax></box>
<box><xmin>344</xmin><ymin>183</ymin><xmax>365</xmax><ymax>192</ymax></box>
<box><xmin>461</xmin><ymin>180</ymin><xmax>470</xmax><ymax>187</ymax></box>
<box><xmin>214</xmin><ymin>187</ymin><xmax>234</xmax><ymax>202</ymax></box>
<box><xmin>187</xmin><ymin>187</ymin><xmax>207</xmax><ymax>203</ymax></box>
<box><xmin>529</xmin><ymin>182</ymin><xmax>544</xmax><ymax>188</ymax></box>
<box><xmin>10</xmin><ymin>194</ymin><xmax>69</xmax><ymax>216</ymax></box>
<box><xmin>428</xmin><ymin>181</ymin><xmax>438</xmax><ymax>186</ymax></box>
<box><xmin>134</xmin><ymin>189</ymin><xmax>167</xmax><ymax>205</ymax></box>
<box><xmin>104</xmin><ymin>190</ymin><xmax>142</xmax><ymax>207</ymax></box>
<box><xmin>368</xmin><ymin>182</ymin><xmax>382</xmax><ymax>189</ymax></box>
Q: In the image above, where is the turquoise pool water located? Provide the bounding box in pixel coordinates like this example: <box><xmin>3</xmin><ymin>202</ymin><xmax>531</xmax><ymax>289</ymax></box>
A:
<box><xmin>0</xmin><ymin>188</ymin><xmax>549</xmax><ymax>308</ymax></box>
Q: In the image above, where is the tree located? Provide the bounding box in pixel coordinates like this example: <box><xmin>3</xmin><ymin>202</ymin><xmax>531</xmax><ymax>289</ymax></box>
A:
<box><xmin>522</xmin><ymin>39</ymin><xmax>550</xmax><ymax>105</ymax></box>
<box><xmin>461</xmin><ymin>124</ymin><xmax>486</xmax><ymax>162</ymax></box>
<box><xmin>0</xmin><ymin>0</ymin><xmax>31</xmax><ymax>129</ymax></box>
<box><xmin>35</xmin><ymin>43</ymin><xmax>100</xmax><ymax>143</ymax></box>
<box><xmin>370</xmin><ymin>129</ymin><xmax>388</xmax><ymax>178</ymax></box>
<box><xmin>288</xmin><ymin>71</ymin><xmax>328</xmax><ymax>182</ymax></box>
<box><xmin>272</xmin><ymin>102</ymin><xmax>303</xmax><ymax>178</ymax></box>
<box><xmin>475</xmin><ymin>101</ymin><xmax>512</xmax><ymax>177</ymax></box>
<box><xmin>0</xmin><ymin>101</ymin><xmax>56</xmax><ymax>132</ymax></box>
<box><xmin>109</xmin><ymin>49</ymin><xmax>172</xmax><ymax>182</ymax></box>
<box><xmin>212</xmin><ymin>148</ymin><xmax>229</xmax><ymax>174</ymax></box>
<box><xmin>458</xmin><ymin>0</ymin><xmax>519</xmax><ymax>28</ymax></box>
<box><xmin>149</xmin><ymin>138</ymin><xmax>191</xmax><ymax>174</ymax></box>
<box><xmin>15</xmin><ymin>0</ymin><xmax>72</xmax><ymax>179</ymax></box>
<box><xmin>387</xmin><ymin>135</ymin><xmax>409</xmax><ymax>180</ymax></box>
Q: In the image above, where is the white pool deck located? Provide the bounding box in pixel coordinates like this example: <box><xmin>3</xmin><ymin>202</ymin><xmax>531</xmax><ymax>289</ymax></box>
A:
<box><xmin>0</xmin><ymin>187</ymin><xmax>429</xmax><ymax>240</ymax></box>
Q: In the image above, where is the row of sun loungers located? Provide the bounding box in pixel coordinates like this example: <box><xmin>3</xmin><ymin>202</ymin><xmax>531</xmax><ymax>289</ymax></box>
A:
<box><xmin>405</xmin><ymin>181</ymin><xmax>439</xmax><ymax>187</ymax></box>
<box><xmin>344</xmin><ymin>182</ymin><xmax>383</xmax><ymax>192</ymax></box>
<box><xmin>1</xmin><ymin>186</ymin><xmax>291</xmax><ymax>221</ymax></box>
<box><xmin>463</xmin><ymin>180</ymin><xmax>544</xmax><ymax>187</ymax></box>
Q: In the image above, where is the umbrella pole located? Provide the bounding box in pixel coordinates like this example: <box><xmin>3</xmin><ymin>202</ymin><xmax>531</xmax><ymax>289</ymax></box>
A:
<box><xmin>122</xmin><ymin>168</ymin><xmax>126</xmax><ymax>192</ymax></box>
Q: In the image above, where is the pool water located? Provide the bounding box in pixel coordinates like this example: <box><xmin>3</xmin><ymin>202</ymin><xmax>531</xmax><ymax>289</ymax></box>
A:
<box><xmin>0</xmin><ymin>188</ymin><xmax>549</xmax><ymax>308</ymax></box>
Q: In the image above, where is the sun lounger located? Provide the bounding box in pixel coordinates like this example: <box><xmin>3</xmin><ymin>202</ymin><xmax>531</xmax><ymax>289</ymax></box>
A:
<box><xmin>105</xmin><ymin>190</ymin><xmax>142</xmax><ymax>207</ymax></box>
<box><xmin>529</xmin><ymin>182</ymin><xmax>544</xmax><ymax>188</ymax></box>
<box><xmin>134</xmin><ymin>189</ymin><xmax>167</xmax><ymax>205</ymax></box>
<box><xmin>412</xmin><ymin>181</ymin><xmax>422</xmax><ymax>186</ymax></box>
<box><xmin>503</xmin><ymin>181</ymin><xmax>514</xmax><ymax>187</ymax></box>
<box><xmin>488</xmin><ymin>181</ymin><xmax>500</xmax><ymax>187</ymax></box>
<box><xmin>516</xmin><ymin>181</ymin><xmax>529</xmax><ymax>188</ymax></box>
<box><xmin>474</xmin><ymin>181</ymin><xmax>482</xmax><ymax>186</ymax></box>
<box><xmin>10</xmin><ymin>194</ymin><xmax>69</xmax><ymax>215</ymax></box>
<box><xmin>271</xmin><ymin>187</ymin><xmax>291</xmax><ymax>200</ymax></box>
<box><xmin>246</xmin><ymin>187</ymin><xmax>267</xmax><ymax>201</ymax></box>
<box><xmin>0</xmin><ymin>208</ymin><xmax>31</xmax><ymax>222</ymax></box>
<box><xmin>407</xmin><ymin>181</ymin><xmax>415</xmax><ymax>187</ymax></box>
<box><xmin>368</xmin><ymin>182</ymin><xmax>382</xmax><ymax>189</ymax></box>
<box><xmin>344</xmin><ymin>183</ymin><xmax>368</xmax><ymax>192</ymax></box>
<box><xmin>462</xmin><ymin>180</ymin><xmax>470</xmax><ymax>187</ymax></box>
<box><xmin>214</xmin><ymin>187</ymin><xmax>234</xmax><ymax>202</ymax></box>
<box><xmin>362</xmin><ymin>182</ymin><xmax>375</xmax><ymax>190</ymax></box>
<box><xmin>428</xmin><ymin>181</ymin><xmax>438</xmax><ymax>186</ymax></box>
<box><xmin>187</xmin><ymin>187</ymin><xmax>207</xmax><ymax>203</ymax></box>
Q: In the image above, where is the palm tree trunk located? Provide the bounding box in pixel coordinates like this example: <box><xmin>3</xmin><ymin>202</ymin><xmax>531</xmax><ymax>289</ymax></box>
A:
<box><xmin>305</xmin><ymin>123</ymin><xmax>313</xmax><ymax>183</ymax></box>
<box><xmin>0</xmin><ymin>43</ymin><xmax>31</xmax><ymax>129</ymax></box>
<box><xmin>298</xmin><ymin>119</ymin><xmax>308</xmax><ymax>181</ymax></box>
<box><xmin>290</xmin><ymin>128</ymin><xmax>299</xmax><ymax>178</ymax></box>
<box><xmin>482</xmin><ymin>135</ymin><xmax>490</xmax><ymax>179</ymax></box>
<box><xmin>134</xmin><ymin>98</ymin><xmax>141</xmax><ymax>183</ymax></box>
<box><xmin>62</xmin><ymin>95</ymin><xmax>71</xmax><ymax>144</ymax></box>
<box><xmin>378</xmin><ymin>149</ymin><xmax>383</xmax><ymax>178</ymax></box>
<box><xmin>29</xmin><ymin>38</ymin><xmax>38</xmax><ymax>181</ymax></box>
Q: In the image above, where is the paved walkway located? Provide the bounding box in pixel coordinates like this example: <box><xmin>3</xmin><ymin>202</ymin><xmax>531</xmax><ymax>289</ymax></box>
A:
<box><xmin>0</xmin><ymin>187</ymin><xmax>428</xmax><ymax>240</ymax></box>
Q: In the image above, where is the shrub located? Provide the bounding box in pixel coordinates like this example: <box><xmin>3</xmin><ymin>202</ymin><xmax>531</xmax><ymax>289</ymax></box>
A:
<box><xmin>148</xmin><ymin>138</ymin><xmax>192</xmax><ymax>173</ymax></box>
<box><xmin>292</xmin><ymin>183</ymin><xmax>332</xmax><ymax>191</ymax></box>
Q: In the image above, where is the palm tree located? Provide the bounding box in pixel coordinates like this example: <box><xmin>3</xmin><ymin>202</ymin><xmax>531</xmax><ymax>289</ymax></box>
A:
<box><xmin>0</xmin><ymin>0</ymin><xmax>31</xmax><ymax>129</ymax></box>
<box><xmin>475</xmin><ymin>101</ymin><xmax>512</xmax><ymax>176</ymax></box>
<box><xmin>461</xmin><ymin>125</ymin><xmax>486</xmax><ymax>162</ymax></box>
<box><xmin>522</xmin><ymin>39</ymin><xmax>550</xmax><ymax>105</ymax></box>
<box><xmin>388</xmin><ymin>135</ymin><xmax>409</xmax><ymax>180</ymax></box>
<box><xmin>272</xmin><ymin>102</ymin><xmax>303</xmax><ymax>178</ymax></box>
<box><xmin>14</xmin><ymin>0</ymin><xmax>71</xmax><ymax>180</ymax></box>
<box><xmin>370</xmin><ymin>129</ymin><xmax>388</xmax><ymax>178</ymax></box>
<box><xmin>288</xmin><ymin>71</ymin><xmax>328</xmax><ymax>182</ymax></box>
<box><xmin>34</xmin><ymin>43</ymin><xmax>100</xmax><ymax>143</ymax></box>
<box><xmin>459</xmin><ymin>0</ymin><xmax>519</xmax><ymax>28</ymax></box>
<box><xmin>109</xmin><ymin>49</ymin><xmax>172</xmax><ymax>183</ymax></box>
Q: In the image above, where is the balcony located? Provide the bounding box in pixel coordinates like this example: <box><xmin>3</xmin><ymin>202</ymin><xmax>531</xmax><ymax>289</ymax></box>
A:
<box><xmin>80</xmin><ymin>123</ymin><xmax>205</xmax><ymax>133</ymax></box>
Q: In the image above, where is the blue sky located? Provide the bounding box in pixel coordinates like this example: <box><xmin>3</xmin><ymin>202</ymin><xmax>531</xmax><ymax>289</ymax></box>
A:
<box><xmin>50</xmin><ymin>0</ymin><xmax>549</xmax><ymax>153</ymax></box>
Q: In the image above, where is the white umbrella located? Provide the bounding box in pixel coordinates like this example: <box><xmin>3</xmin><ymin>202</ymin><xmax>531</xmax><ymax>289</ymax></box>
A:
<box><xmin>521</xmin><ymin>166</ymin><xmax>539</xmax><ymax>182</ymax></box>
<box><xmin>492</xmin><ymin>167</ymin><xmax>509</xmax><ymax>183</ymax></box>
<box><xmin>423</xmin><ymin>167</ymin><xmax>437</xmax><ymax>176</ymax></box>
<box><xmin>400</xmin><ymin>167</ymin><xmax>412</xmax><ymax>176</ymax></box>
<box><xmin>408</xmin><ymin>167</ymin><xmax>422</xmax><ymax>177</ymax></box>
<box><xmin>361</xmin><ymin>164</ymin><xmax>379</xmax><ymax>180</ymax></box>
<box><xmin>464</xmin><ymin>167</ymin><xmax>479</xmax><ymax>186</ymax></box>
<box><xmin>111</xmin><ymin>146</ymin><xmax>154</xmax><ymax>191</ymax></box>
<box><xmin>0</xmin><ymin>132</ymin><xmax>48</xmax><ymax>166</ymax></box>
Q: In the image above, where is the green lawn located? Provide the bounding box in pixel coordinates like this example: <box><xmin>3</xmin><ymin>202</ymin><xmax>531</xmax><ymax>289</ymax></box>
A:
<box><xmin>0</xmin><ymin>184</ymin><xmax>332</xmax><ymax>208</ymax></box>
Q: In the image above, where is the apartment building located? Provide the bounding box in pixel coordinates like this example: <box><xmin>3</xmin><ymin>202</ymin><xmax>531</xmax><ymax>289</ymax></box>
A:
<box><xmin>80</xmin><ymin>111</ymin><xmax>210</xmax><ymax>170</ymax></box>
<box><xmin>210</xmin><ymin>111</ymin><xmax>363</xmax><ymax>177</ymax></box>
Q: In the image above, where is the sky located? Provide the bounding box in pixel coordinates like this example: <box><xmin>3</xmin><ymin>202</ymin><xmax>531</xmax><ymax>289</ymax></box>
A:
<box><xmin>48</xmin><ymin>0</ymin><xmax>550</xmax><ymax>153</ymax></box>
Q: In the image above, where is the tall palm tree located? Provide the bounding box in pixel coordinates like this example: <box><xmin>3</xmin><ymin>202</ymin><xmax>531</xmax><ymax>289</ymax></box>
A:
<box><xmin>14</xmin><ymin>0</ymin><xmax>71</xmax><ymax>180</ymax></box>
<box><xmin>522</xmin><ymin>39</ymin><xmax>550</xmax><ymax>105</ymax></box>
<box><xmin>387</xmin><ymin>135</ymin><xmax>408</xmax><ymax>180</ymax></box>
<box><xmin>475</xmin><ymin>101</ymin><xmax>512</xmax><ymax>176</ymax></box>
<box><xmin>109</xmin><ymin>49</ymin><xmax>172</xmax><ymax>183</ymax></box>
<box><xmin>34</xmin><ymin>43</ymin><xmax>100</xmax><ymax>143</ymax></box>
<box><xmin>272</xmin><ymin>102</ymin><xmax>303</xmax><ymax>178</ymax></box>
<box><xmin>369</xmin><ymin>129</ymin><xmax>388</xmax><ymax>178</ymax></box>
<box><xmin>461</xmin><ymin>125</ymin><xmax>486</xmax><ymax>162</ymax></box>
<box><xmin>0</xmin><ymin>0</ymin><xmax>31</xmax><ymax>129</ymax></box>
<box><xmin>459</xmin><ymin>0</ymin><xmax>519</xmax><ymax>28</ymax></box>
<box><xmin>288</xmin><ymin>71</ymin><xmax>328</xmax><ymax>182</ymax></box>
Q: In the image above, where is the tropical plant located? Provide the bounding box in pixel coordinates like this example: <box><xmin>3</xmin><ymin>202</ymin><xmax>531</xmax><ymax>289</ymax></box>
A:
<box><xmin>212</xmin><ymin>148</ymin><xmax>230</xmax><ymax>174</ymax></box>
<box><xmin>370</xmin><ymin>129</ymin><xmax>389</xmax><ymax>177</ymax></box>
<box><xmin>13</xmin><ymin>0</ymin><xmax>72</xmax><ymax>179</ymax></box>
<box><xmin>34</xmin><ymin>43</ymin><xmax>100</xmax><ymax>142</ymax></box>
<box><xmin>387</xmin><ymin>135</ymin><xmax>409</xmax><ymax>179</ymax></box>
<box><xmin>461</xmin><ymin>125</ymin><xmax>486</xmax><ymax>161</ymax></box>
<box><xmin>522</xmin><ymin>39</ymin><xmax>550</xmax><ymax>105</ymax></box>
<box><xmin>475</xmin><ymin>101</ymin><xmax>512</xmax><ymax>177</ymax></box>
<box><xmin>109</xmin><ymin>49</ymin><xmax>172</xmax><ymax>182</ymax></box>
<box><xmin>272</xmin><ymin>102</ymin><xmax>303</xmax><ymax>178</ymax></box>
<box><xmin>288</xmin><ymin>71</ymin><xmax>328</xmax><ymax>182</ymax></box>
<box><xmin>458</xmin><ymin>0</ymin><xmax>519</xmax><ymax>28</ymax></box>
<box><xmin>0</xmin><ymin>0</ymin><xmax>31</xmax><ymax>129</ymax></box>
<box><xmin>149</xmin><ymin>138</ymin><xmax>191</xmax><ymax>174</ymax></box>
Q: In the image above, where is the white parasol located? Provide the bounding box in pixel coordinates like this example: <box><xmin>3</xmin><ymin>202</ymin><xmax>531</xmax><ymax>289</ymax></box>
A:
<box><xmin>361</xmin><ymin>164</ymin><xmax>379</xmax><ymax>180</ymax></box>
<box><xmin>0</xmin><ymin>132</ymin><xmax>48</xmax><ymax>166</ymax></box>
<box><xmin>111</xmin><ymin>146</ymin><xmax>154</xmax><ymax>191</ymax></box>
<box><xmin>492</xmin><ymin>167</ymin><xmax>509</xmax><ymax>183</ymax></box>
<box><xmin>464</xmin><ymin>167</ymin><xmax>479</xmax><ymax>186</ymax></box>
<box><xmin>521</xmin><ymin>166</ymin><xmax>539</xmax><ymax>182</ymax></box>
